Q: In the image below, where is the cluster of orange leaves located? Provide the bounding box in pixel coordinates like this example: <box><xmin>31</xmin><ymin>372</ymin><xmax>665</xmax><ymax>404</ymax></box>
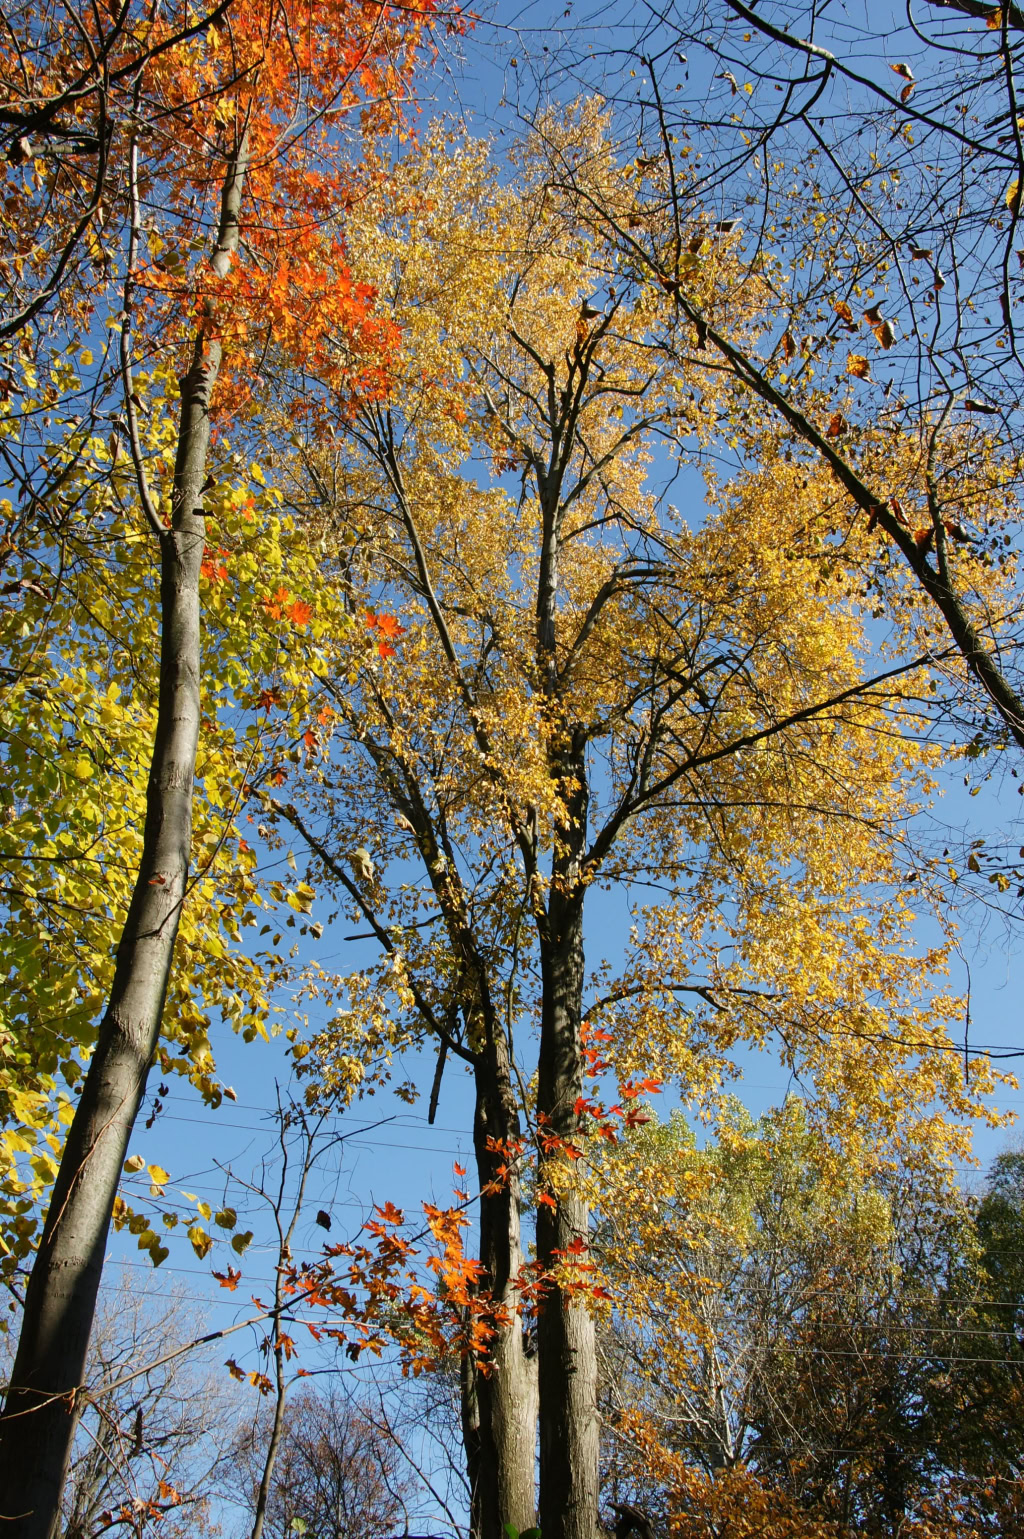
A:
<box><xmin>609</xmin><ymin>1407</ymin><xmax>1023</xmax><ymax>1538</ymax></box>
<box><xmin>114</xmin><ymin>0</ymin><xmax>464</xmax><ymax>413</ymax></box>
<box><xmin>215</xmin><ymin>1180</ymin><xmax>504</xmax><ymax>1384</ymax></box>
<box><xmin>364</xmin><ymin>607</ymin><xmax>406</xmax><ymax>657</ymax></box>
<box><xmin>262</xmin><ymin>586</ymin><xmax>312</xmax><ymax>627</ymax></box>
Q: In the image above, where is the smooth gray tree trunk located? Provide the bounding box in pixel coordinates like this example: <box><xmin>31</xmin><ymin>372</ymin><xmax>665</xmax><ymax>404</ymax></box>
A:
<box><xmin>0</xmin><ymin>139</ymin><xmax>248</xmax><ymax>1539</ymax></box>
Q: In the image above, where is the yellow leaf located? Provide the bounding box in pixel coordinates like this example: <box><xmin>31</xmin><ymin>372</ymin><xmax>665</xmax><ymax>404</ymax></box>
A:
<box><xmin>123</xmin><ymin>1154</ymin><xmax>145</xmax><ymax>1173</ymax></box>
<box><xmin>188</xmin><ymin>1224</ymin><xmax>213</xmax><ymax>1259</ymax></box>
<box><xmin>1007</xmin><ymin>179</ymin><xmax>1021</xmax><ymax>216</ymax></box>
<box><xmin>847</xmin><ymin>354</ymin><xmax>871</xmax><ymax>379</ymax></box>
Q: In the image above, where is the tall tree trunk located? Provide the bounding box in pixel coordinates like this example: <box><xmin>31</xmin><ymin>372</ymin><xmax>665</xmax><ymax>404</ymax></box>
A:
<box><xmin>0</xmin><ymin>139</ymin><xmax>248</xmax><ymax>1539</ymax></box>
<box><xmin>467</xmin><ymin>1033</ymin><xmax>537</xmax><ymax>1539</ymax></box>
<box><xmin>536</xmin><ymin>736</ymin><xmax>599</xmax><ymax>1539</ymax></box>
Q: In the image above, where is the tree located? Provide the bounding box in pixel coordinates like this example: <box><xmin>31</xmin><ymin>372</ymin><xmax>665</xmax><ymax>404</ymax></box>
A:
<box><xmin>57</xmin><ymin>1274</ymin><xmax>240</xmax><ymax>1539</ymax></box>
<box><xmin>542</xmin><ymin>4</ymin><xmax>1024</xmax><ymax>760</ymax></box>
<box><xmin>0</xmin><ymin>1271</ymin><xmax>242</xmax><ymax>1539</ymax></box>
<box><xmin>0</xmin><ymin>0</ymin><xmax>235</xmax><ymax>342</ymax></box>
<box><xmin>0</xmin><ymin>0</ymin><xmax>441</xmax><ymax>1527</ymax></box>
<box><xmin>234</xmin><ymin>1387</ymin><xmax>414</xmax><ymax>1539</ymax></box>
<box><xmin>0</xmin><ymin>362</ymin><xmax>337</xmax><ymax>1301</ymax></box>
<box><xmin>591</xmin><ymin>1103</ymin><xmax>1024</xmax><ymax>1537</ymax></box>
<box><xmin>262</xmin><ymin>113</ymin><xmax>997</xmax><ymax>1539</ymax></box>
<box><xmin>920</xmin><ymin>1151</ymin><xmax>1024</xmax><ymax>1531</ymax></box>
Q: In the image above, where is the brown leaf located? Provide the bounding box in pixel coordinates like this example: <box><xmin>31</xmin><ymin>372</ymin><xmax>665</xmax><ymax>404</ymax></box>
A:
<box><xmin>833</xmin><ymin>300</ymin><xmax>855</xmax><ymax>325</ymax></box>
<box><xmin>964</xmin><ymin>397</ymin><xmax>999</xmax><ymax>414</ymax></box>
<box><xmin>901</xmin><ymin>81</ymin><xmax>915</xmax><ymax>103</ymax></box>
<box><xmin>826</xmin><ymin>412</ymin><xmax>848</xmax><ymax>437</ymax></box>
<box><xmin>890</xmin><ymin>62</ymin><xmax>915</xmax><ymax>81</ymax></box>
<box><xmin>872</xmin><ymin>319</ymin><xmax>895</xmax><ymax>349</ymax></box>
<box><xmin>847</xmin><ymin>353</ymin><xmax>871</xmax><ymax>379</ymax></box>
<box><xmin>909</xmin><ymin>246</ymin><xmax>933</xmax><ymax>259</ymax></box>
<box><xmin>864</xmin><ymin>304</ymin><xmax>884</xmax><ymax>325</ymax></box>
<box><xmin>987</xmin><ymin>6</ymin><xmax>1004</xmax><ymax>26</ymax></box>
<box><xmin>781</xmin><ymin>330</ymin><xmax>796</xmax><ymax>360</ymax></box>
<box><xmin>913</xmin><ymin>527</ymin><xmax>935</xmax><ymax>551</ymax></box>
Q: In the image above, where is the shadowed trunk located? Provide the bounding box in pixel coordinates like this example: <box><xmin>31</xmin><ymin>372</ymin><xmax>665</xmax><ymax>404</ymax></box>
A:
<box><xmin>0</xmin><ymin>138</ymin><xmax>248</xmax><ymax>1539</ymax></box>
<box><xmin>467</xmin><ymin>1031</ymin><xmax>538</xmax><ymax>1539</ymax></box>
<box><xmin>536</xmin><ymin>735</ymin><xmax>599</xmax><ymax>1539</ymax></box>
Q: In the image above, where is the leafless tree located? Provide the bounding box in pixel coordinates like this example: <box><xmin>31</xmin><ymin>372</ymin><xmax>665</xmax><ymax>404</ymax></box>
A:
<box><xmin>2</xmin><ymin>1269</ymin><xmax>241</xmax><ymax>1539</ymax></box>
<box><xmin>233</xmin><ymin>1385</ymin><xmax>415</xmax><ymax>1539</ymax></box>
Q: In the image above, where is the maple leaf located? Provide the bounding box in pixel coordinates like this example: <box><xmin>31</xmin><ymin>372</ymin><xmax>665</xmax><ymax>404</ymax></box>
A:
<box><xmin>285</xmin><ymin>598</ymin><xmax>313</xmax><ymax>627</ymax></box>
<box><xmin>263</xmin><ymin>587</ymin><xmax>291</xmax><ymax>620</ymax></box>
<box><xmin>374</xmin><ymin>1201</ymin><xmax>404</xmax><ymax>1224</ymax></box>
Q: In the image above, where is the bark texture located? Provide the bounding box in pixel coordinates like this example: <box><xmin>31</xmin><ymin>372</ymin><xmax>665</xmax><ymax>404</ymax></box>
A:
<box><xmin>536</xmin><ymin>891</ymin><xmax>599</xmax><ymax>1539</ymax></box>
<box><xmin>469</xmin><ymin>1041</ymin><xmax>538</xmax><ymax>1539</ymax></box>
<box><xmin>0</xmin><ymin>141</ymin><xmax>247</xmax><ymax>1539</ymax></box>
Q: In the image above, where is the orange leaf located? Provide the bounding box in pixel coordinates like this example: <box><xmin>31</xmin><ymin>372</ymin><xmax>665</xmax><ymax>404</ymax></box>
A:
<box><xmin>285</xmin><ymin>599</ymin><xmax>312</xmax><ymax>628</ymax></box>
<box><xmin>847</xmin><ymin>353</ymin><xmax>871</xmax><ymax>379</ymax></box>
